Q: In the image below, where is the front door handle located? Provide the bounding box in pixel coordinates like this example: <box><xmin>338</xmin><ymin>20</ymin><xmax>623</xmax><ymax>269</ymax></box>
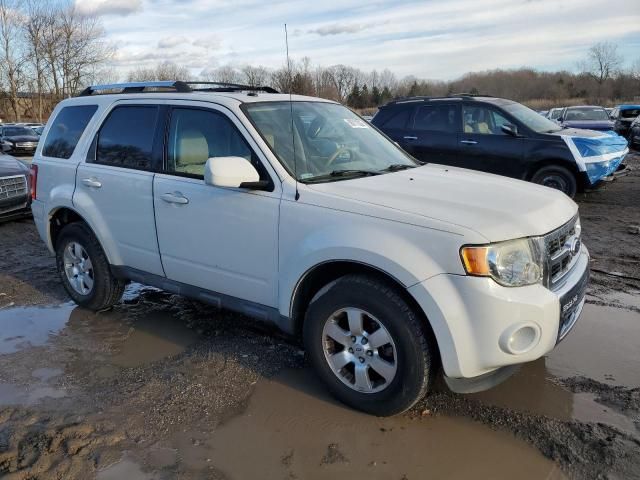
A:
<box><xmin>81</xmin><ymin>177</ymin><xmax>102</xmax><ymax>188</ymax></box>
<box><xmin>160</xmin><ymin>192</ymin><xmax>189</xmax><ymax>205</ymax></box>
<box><xmin>403</xmin><ymin>135</ymin><xmax>418</xmax><ymax>140</ymax></box>
<box><xmin>460</xmin><ymin>140</ymin><xmax>478</xmax><ymax>145</ymax></box>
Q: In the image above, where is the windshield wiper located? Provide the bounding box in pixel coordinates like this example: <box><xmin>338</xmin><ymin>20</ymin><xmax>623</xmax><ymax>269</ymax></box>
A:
<box><xmin>304</xmin><ymin>169</ymin><xmax>381</xmax><ymax>183</ymax></box>
<box><xmin>380</xmin><ymin>163</ymin><xmax>418</xmax><ymax>172</ymax></box>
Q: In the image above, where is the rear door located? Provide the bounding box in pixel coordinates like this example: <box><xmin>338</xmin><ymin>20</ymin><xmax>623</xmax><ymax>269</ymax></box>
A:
<box><xmin>405</xmin><ymin>102</ymin><xmax>460</xmax><ymax>165</ymax></box>
<box><xmin>457</xmin><ymin>103</ymin><xmax>524</xmax><ymax>178</ymax></box>
<box><xmin>73</xmin><ymin>102</ymin><xmax>165</xmax><ymax>275</ymax></box>
<box><xmin>373</xmin><ymin>103</ymin><xmax>415</xmax><ymax>145</ymax></box>
<box><xmin>153</xmin><ymin>103</ymin><xmax>281</xmax><ymax>307</ymax></box>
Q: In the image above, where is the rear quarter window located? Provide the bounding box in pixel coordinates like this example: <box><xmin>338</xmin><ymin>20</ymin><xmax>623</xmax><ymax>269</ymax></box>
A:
<box><xmin>42</xmin><ymin>105</ymin><xmax>98</xmax><ymax>159</ymax></box>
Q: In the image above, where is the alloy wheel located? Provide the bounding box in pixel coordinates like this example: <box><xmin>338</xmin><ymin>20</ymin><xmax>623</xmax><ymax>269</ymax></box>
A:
<box><xmin>63</xmin><ymin>241</ymin><xmax>94</xmax><ymax>295</ymax></box>
<box><xmin>322</xmin><ymin>307</ymin><xmax>398</xmax><ymax>394</ymax></box>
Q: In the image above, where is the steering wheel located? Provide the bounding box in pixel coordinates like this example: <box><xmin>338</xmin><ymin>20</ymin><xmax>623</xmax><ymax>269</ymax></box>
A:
<box><xmin>326</xmin><ymin>147</ymin><xmax>352</xmax><ymax>167</ymax></box>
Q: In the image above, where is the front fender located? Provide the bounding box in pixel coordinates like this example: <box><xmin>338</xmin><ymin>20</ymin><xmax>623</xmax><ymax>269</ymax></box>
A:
<box><xmin>278</xmin><ymin>202</ymin><xmax>466</xmax><ymax>316</ymax></box>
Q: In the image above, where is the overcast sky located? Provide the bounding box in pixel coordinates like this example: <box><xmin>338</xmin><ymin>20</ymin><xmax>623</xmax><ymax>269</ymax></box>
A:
<box><xmin>75</xmin><ymin>0</ymin><xmax>640</xmax><ymax>80</ymax></box>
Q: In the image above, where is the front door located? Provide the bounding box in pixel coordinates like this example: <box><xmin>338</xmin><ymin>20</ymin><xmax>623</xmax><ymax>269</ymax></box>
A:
<box><xmin>153</xmin><ymin>104</ymin><xmax>281</xmax><ymax>307</ymax></box>
<box><xmin>457</xmin><ymin>104</ymin><xmax>524</xmax><ymax>178</ymax></box>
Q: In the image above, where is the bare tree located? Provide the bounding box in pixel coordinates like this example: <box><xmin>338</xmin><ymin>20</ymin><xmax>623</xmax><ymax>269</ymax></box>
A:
<box><xmin>0</xmin><ymin>0</ymin><xmax>26</xmax><ymax>121</ymax></box>
<box><xmin>327</xmin><ymin>64</ymin><xmax>359</xmax><ymax>102</ymax></box>
<box><xmin>57</xmin><ymin>5</ymin><xmax>114</xmax><ymax>97</ymax></box>
<box><xmin>201</xmin><ymin>65</ymin><xmax>242</xmax><ymax>84</ymax></box>
<box><xmin>127</xmin><ymin>61</ymin><xmax>189</xmax><ymax>82</ymax></box>
<box><xmin>631</xmin><ymin>58</ymin><xmax>640</xmax><ymax>82</ymax></box>
<box><xmin>579</xmin><ymin>42</ymin><xmax>623</xmax><ymax>98</ymax></box>
<box><xmin>241</xmin><ymin>65</ymin><xmax>269</xmax><ymax>86</ymax></box>
<box><xmin>23</xmin><ymin>0</ymin><xmax>50</xmax><ymax>121</ymax></box>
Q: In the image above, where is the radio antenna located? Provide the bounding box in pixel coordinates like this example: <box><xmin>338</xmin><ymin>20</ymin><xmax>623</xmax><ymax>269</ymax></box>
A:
<box><xmin>284</xmin><ymin>23</ymin><xmax>300</xmax><ymax>201</ymax></box>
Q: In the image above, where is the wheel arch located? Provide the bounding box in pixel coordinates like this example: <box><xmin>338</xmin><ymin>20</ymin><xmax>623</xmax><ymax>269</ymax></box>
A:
<box><xmin>289</xmin><ymin>260</ymin><xmax>441</xmax><ymax>362</ymax></box>
<box><xmin>525</xmin><ymin>158</ymin><xmax>579</xmax><ymax>181</ymax></box>
<box><xmin>48</xmin><ymin>206</ymin><xmax>116</xmax><ymax>264</ymax></box>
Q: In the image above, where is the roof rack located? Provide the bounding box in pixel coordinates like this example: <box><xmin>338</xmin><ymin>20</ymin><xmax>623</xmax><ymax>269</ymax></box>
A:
<box><xmin>446</xmin><ymin>93</ymin><xmax>494</xmax><ymax>98</ymax></box>
<box><xmin>77</xmin><ymin>81</ymin><xmax>278</xmax><ymax>97</ymax></box>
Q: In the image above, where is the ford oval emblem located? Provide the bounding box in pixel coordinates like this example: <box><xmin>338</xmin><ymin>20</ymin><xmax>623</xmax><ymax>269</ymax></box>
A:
<box><xmin>571</xmin><ymin>238</ymin><xmax>581</xmax><ymax>256</ymax></box>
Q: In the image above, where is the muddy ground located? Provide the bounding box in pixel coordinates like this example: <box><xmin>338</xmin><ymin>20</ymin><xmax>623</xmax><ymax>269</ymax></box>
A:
<box><xmin>1</xmin><ymin>153</ymin><xmax>639</xmax><ymax>480</ymax></box>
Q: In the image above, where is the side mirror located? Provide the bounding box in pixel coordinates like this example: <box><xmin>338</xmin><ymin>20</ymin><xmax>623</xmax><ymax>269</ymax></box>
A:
<box><xmin>501</xmin><ymin>124</ymin><xmax>518</xmax><ymax>136</ymax></box>
<box><xmin>204</xmin><ymin>156</ymin><xmax>266</xmax><ymax>189</ymax></box>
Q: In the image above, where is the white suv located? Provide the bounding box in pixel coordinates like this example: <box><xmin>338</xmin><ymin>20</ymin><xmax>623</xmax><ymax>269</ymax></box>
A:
<box><xmin>31</xmin><ymin>81</ymin><xmax>589</xmax><ymax>416</ymax></box>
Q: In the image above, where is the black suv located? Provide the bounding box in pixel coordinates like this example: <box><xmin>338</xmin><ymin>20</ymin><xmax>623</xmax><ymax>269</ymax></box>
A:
<box><xmin>372</xmin><ymin>95</ymin><xmax>620</xmax><ymax>197</ymax></box>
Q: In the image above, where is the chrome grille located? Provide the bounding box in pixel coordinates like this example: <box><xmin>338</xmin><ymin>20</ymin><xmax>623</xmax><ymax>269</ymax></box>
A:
<box><xmin>15</xmin><ymin>142</ymin><xmax>37</xmax><ymax>148</ymax></box>
<box><xmin>0</xmin><ymin>174</ymin><xmax>27</xmax><ymax>200</ymax></box>
<box><xmin>543</xmin><ymin>215</ymin><xmax>581</xmax><ymax>289</ymax></box>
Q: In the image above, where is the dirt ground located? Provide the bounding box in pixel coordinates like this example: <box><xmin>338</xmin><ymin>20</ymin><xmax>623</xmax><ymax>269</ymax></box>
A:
<box><xmin>1</xmin><ymin>153</ymin><xmax>639</xmax><ymax>480</ymax></box>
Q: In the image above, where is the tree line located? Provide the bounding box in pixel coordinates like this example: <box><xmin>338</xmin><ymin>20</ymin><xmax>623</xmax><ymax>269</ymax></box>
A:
<box><xmin>0</xmin><ymin>0</ymin><xmax>112</xmax><ymax>122</ymax></box>
<box><xmin>128</xmin><ymin>42</ymin><xmax>639</xmax><ymax>112</ymax></box>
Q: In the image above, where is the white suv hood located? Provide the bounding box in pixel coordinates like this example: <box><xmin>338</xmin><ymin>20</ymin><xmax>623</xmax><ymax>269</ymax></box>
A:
<box><xmin>307</xmin><ymin>164</ymin><xmax>578</xmax><ymax>242</ymax></box>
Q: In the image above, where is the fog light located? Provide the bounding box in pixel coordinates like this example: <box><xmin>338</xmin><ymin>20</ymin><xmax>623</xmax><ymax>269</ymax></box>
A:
<box><xmin>499</xmin><ymin>324</ymin><xmax>540</xmax><ymax>355</ymax></box>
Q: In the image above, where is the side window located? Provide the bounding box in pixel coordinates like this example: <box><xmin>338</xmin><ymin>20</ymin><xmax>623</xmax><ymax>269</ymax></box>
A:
<box><xmin>413</xmin><ymin>104</ymin><xmax>457</xmax><ymax>133</ymax></box>
<box><xmin>95</xmin><ymin>106</ymin><xmax>159</xmax><ymax>170</ymax></box>
<box><xmin>382</xmin><ymin>107</ymin><xmax>412</xmax><ymax>129</ymax></box>
<box><xmin>462</xmin><ymin>105</ymin><xmax>511</xmax><ymax>135</ymax></box>
<box><xmin>166</xmin><ymin>108</ymin><xmax>264</xmax><ymax>179</ymax></box>
<box><xmin>42</xmin><ymin>105</ymin><xmax>98</xmax><ymax>159</ymax></box>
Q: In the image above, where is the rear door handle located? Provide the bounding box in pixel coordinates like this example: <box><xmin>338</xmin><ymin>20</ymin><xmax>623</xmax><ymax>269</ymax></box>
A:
<box><xmin>460</xmin><ymin>140</ymin><xmax>478</xmax><ymax>145</ymax></box>
<box><xmin>160</xmin><ymin>192</ymin><xmax>189</xmax><ymax>205</ymax></box>
<box><xmin>403</xmin><ymin>135</ymin><xmax>418</xmax><ymax>140</ymax></box>
<box><xmin>81</xmin><ymin>177</ymin><xmax>102</xmax><ymax>188</ymax></box>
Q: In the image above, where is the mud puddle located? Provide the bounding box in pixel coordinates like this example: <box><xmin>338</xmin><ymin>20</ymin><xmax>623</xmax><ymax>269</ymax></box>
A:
<box><xmin>0</xmin><ymin>302</ymin><xmax>196</xmax><ymax>367</ymax></box>
<box><xmin>545</xmin><ymin>304</ymin><xmax>640</xmax><ymax>387</ymax></box>
<box><xmin>470</xmin><ymin>304</ymin><xmax>640</xmax><ymax>432</ymax></box>
<box><xmin>0</xmin><ymin>303</ymin><xmax>74</xmax><ymax>354</ymax></box>
<box><xmin>202</xmin><ymin>368</ymin><xmax>565</xmax><ymax>480</ymax></box>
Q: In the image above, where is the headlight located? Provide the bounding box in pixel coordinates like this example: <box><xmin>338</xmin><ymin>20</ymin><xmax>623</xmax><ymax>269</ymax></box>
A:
<box><xmin>460</xmin><ymin>238</ymin><xmax>543</xmax><ymax>287</ymax></box>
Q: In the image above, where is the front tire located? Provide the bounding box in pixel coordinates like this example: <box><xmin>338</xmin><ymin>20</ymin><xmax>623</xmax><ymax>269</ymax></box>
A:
<box><xmin>55</xmin><ymin>222</ymin><xmax>125</xmax><ymax>310</ymax></box>
<box><xmin>531</xmin><ymin>165</ymin><xmax>577</xmax><ymax>197</ymax></box>
<box><xmin>303</xmin><ymin>274</ymin><xmax>435</xmax><ymax>416</ymax></box>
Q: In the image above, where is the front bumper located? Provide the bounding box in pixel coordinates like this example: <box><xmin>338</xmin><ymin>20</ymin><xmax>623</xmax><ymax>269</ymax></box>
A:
<box><xmin>584</xmin><ymin>153</ymin><xmax>626</xmax><ymax>185</ymax></box>
<box><xmin>0</xmin><ymin>175</ymin><xmax>30</xmax><ymax>221</ymax></box>
<box><xmin>408</xmin><ymin>245</ymin><xmax>589</xmax><ymax>381</ymax></box>
<box><xmin>8</xmin><ymin>146</ymin><xmax>37</xmax><ymax>155</ymax></box>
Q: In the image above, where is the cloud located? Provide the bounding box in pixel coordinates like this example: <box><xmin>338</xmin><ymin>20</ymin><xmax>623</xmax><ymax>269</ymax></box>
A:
<box><xmin>158</xmin><ymin>35</ymin><xmax>189</xmax><ymax>49</ymax></box>
<box><xmin>307</xmin><ymin>22</ymin><xmax>375</xmax><ymax>37</ymax></box>
<box><xmin>75</xmin><ymin>0</ymin><xmax>143</xmax><ymax>17</ymax></box>
<box><xmin>99</xmin><ymin>0</ymin><xmax>639</xmax><ymax>80</ymax></box>
<box><xmin>192</xmin><ymin>35</ymin><xmax>222</xmax><ymax>50</ymax></box>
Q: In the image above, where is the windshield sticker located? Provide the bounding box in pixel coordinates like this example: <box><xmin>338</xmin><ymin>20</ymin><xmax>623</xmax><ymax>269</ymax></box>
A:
<box><xmin>343</xmin><ymin>118</ymin><xmax>369</xmax><ymax>129</ymax></box>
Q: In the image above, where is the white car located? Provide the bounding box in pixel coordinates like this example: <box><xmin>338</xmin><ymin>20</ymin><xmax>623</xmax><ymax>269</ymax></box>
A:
<box><xmin>30</xmin><ymin>81</ymin><xmax>589</xmax><ymax>416</ymax></box>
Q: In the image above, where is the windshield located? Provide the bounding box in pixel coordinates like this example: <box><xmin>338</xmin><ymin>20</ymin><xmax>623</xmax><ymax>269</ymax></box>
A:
<box><xmin>564</xmin><ymin>107</ymin><xmax>609</xmax><ymax>121</ymax></box>
<box><xmin>549</xmin><ymin>109</ymin><xmax>563</xmax><ymax>120</ymax></box>
<box><xmin>243</xmin><ymin>101</ymin><xmax>418</xmax><ymax>182</ymax></box>
<box><xmin>621</xmin><ymin>108</ymin><xmax>640</xmax><ymax>119</ymax></box>
<box><xmin>501</xmin><ymin>102</ymin><xmax>562</xmax><ymax>133</ymax></box>
<box><xmin>3</xmin><ymin>127</ymin><xmax>35</xmax><ymax>136</ymax></box>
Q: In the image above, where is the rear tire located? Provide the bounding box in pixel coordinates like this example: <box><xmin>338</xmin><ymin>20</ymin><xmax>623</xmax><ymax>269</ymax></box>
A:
<box><xmin>531</xmin><ymin>165</ymin><xmax>577</xmax><ymax>197</ymax></box>
<box><xmin>55</xmin><ymin>222</ymin><xmax>125</xmax><ymax>310</ymax></box>
<box><xmin>303</xmin><ymin>274</ymin><xmax>435</xmax><ymax>416</ymax></box>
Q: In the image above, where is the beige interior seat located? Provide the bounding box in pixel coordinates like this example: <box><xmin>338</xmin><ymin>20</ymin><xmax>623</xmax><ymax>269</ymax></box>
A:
<box><xmin>476</xmin><ymin>122</ymin><xmax>491</xmax><ymax>134</ymax></box>
<box><xmin>176</xmin><ymin>129</ymin><xmax>209</xmax><ymax>175</ymax></box>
